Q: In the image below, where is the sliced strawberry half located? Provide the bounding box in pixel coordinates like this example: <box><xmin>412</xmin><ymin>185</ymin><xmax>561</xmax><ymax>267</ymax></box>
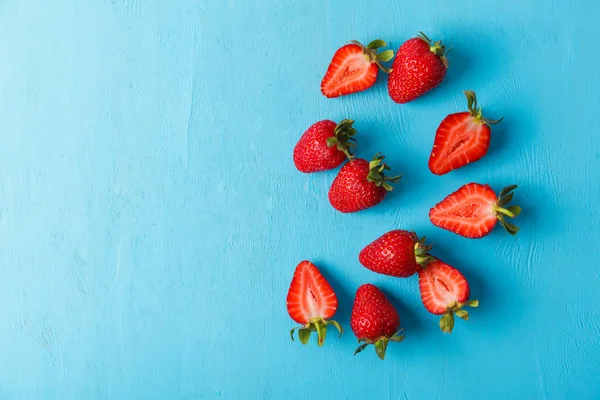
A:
<box><xmin>286</xmin><ymin>260</ymin><xmax>342</xmax><ymax>346</ymax></box>
<box><xmin>321</xmin><ymin>39</ymin><xmax>394</xmax><ymax>98</ymax></box>
<box><xmin>428</xmin><ymin>91</ymin><xmax>503</xmax><ymax>175</ymax></box>
<box><xmin>418</xmin><ymin>259</ymin><xmax>479</xmax><ymax>333</ymax></box>
<box><xmin>429</xmin><ymin>183</ymin><xmax>521</xmax><ymax>238</ymax></box>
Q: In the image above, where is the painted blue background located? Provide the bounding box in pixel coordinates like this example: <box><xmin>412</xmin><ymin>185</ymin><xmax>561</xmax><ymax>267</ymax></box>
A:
<box><xmin>1</xmin><ymin>0</ymin><xmax>599</xmax><ymax>398</ymax></box>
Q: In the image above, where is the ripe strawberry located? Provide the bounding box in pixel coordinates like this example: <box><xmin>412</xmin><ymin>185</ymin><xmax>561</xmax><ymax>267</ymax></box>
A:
<box><xmin>328</xmin><ymin>153</ymin><xmax>401</xmax><ymax>213</ymax></box>
<box><xmin>321</xmin><ymin>39</ymin><xmax>394</xmax><ymax>98</ymax></box>
<box><xmin>287</xmin><ymin>260</ymin><xmax>343</xmax><ymax>346</ymax></box>
<box><xmin>359</xmin><ymin>230</ymin><xmax>434</xmax><ymax>277</ymax></box>
<box><xmin>428</xmin><ymin>91</ymin><xmax>503</xmax><ymax>175</ymax></box>
<box><xmin>388</xmin><ymin>32</ymin><xmax>449</xmax><ymax>103</ymax></box>
<box><xmin>293</xmin><ymin>119</ymin><xmax>357</xmax><ymax>173</ymax></box>
<box><xmin>418</xmin><ymin>259</ymin><xmax>479</xmax><ymax>333</ymax></box>
<box><xmin>430</xmin><ymin>183</ymin><xmax>521</xmax><ymax>238</ymax></box>
<box><xmin>351</xmin><ymin>284</ymin><xmax>404</xmax><ymax>360</ymax></box>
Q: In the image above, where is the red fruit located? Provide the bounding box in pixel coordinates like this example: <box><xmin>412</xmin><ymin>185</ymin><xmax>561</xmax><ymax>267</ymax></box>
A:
<box><xmin>321</xmin><ymin>39</ymin><xmax>394</xmax><ymax>98</ymax></box>
<box><xmin>293</xmin><ymin>119</ymin><xmax>357</xmax><ymax>173</ymax></box>
<box><xmin>428</xmin><ymin>91</ymin><xmax>504</xmax><ymax>175</ymax></box>
<box><xmin>351</xmin><ymin>284</ymin><xmax>404</xmax><ymax>360</ymax></box>
<box><xmin>359</xmin><ymin>230</ymin><xmax>434</xmax><ymax>277</ymax></box>
<box><xmin>328</xmin><ymin>153</ymin><xmax>401</xmax><ymax>213</ymax></box>
<box><xmin>418</xmin><ymin>259</ymin><xmax>479</xmax><ymax>333</ymax></box>
<box><xmin>430</xmin><ymin>183</ymin><xmax>521</xmax><ymax>238</ymax></box>
<box><xmin>287</xmin><ymin>261</ymin><xmax>343</xmax><ymax>346</ymax></box>
<box><xmin>388</xmin><ymin>32</ymin><xmax>448</xmax><ymax>103</ymax></box>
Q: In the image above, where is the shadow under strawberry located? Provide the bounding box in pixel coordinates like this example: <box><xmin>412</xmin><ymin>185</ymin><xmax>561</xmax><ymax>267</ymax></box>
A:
<box><xmin>433</xmin><ymin>25</ymin><xmax>512</xmax><ymax>101</ymax></box>
<box><xmin>378</xmin><ymin>284</ymin><xmax>428</xmax><ymax>335</ymax></box>
<box><xmin>315</xmin><ymin>261</ymin><xmax>354</xmax><ymax>330</ymax></box>
<box><xmin>484</xmin><ymin>111</ymin><xmax>511</xmax><ymax>159</ymax></box>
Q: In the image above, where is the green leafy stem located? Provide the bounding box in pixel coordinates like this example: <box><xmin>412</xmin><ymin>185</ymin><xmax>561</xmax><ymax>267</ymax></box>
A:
<box><xmin>439</xmin><ymin>299</ymin><xmax>479</xmax><ymax>334</ymax></box>
<box><xmin>290</xmin><ymin>317</ymin><xmax>343</xmax><ymax>347</ymax></box>
<box><xmin>354</xmin><ymin>329</ymin><xmax>405</xmax><ymax>360</ymax></box>
<box><xmin>493</xmin><ymin>184</ymin><xmax>521</xmax><ymax>236</ymax></box>
<box><xmin>350</xmin><ymin>39</ymin><xmax>395</xmax><ymax>74</ymax></box>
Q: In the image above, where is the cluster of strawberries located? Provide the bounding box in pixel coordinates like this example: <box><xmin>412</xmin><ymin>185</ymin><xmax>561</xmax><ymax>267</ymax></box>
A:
<box><xmin>286</xmin><ymin>34</ymin><xmax>522</xmax><ymax>360</ymax></box>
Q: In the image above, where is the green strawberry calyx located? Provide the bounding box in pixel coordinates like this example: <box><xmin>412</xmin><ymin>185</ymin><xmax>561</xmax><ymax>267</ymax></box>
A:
<box><xmin>439</xmin><ymin>299</ymin><xmax>479</xmax><ymax>334</ymax></box>
<box><xmin>366</xmin><ymin>152</ymin><xmax>402</xmax><ymax>191</ymax></box>
<box><xmin>418</xmin><ymin>32</ymin><xmax>450</xmax><ymax>68</ymax></box>
<box><xmin>493</xmin><ymin>184</ymin><xmax>521</xmax><ymax>236</ymax></box>
<box><xmin>325</xmin><ymin>119</ymin><xmax>358</xmax><ymax>159</ymax></box>
<box><xmin>463</xmin><ymin>90</ymin><xmax>504</xmax><ymax>126</ymax></box>
<box><xmin>354</xmin><ymin>329</ymin><xmax>405</xmax><ymax>360</ymax></box>
<box><xmin>413</xmin><ymin>235</ymin><xmax>435</xmax><ymax>267</ymax></box>
<box><xmin>290</xmin><ymin>317</ymin><xmax>343</xmax><ymax>347</ymax></box>
<box><xmin>349</xmin><ymin>39</ymin><xmax>395</xmax><ymax>74</ymax></box>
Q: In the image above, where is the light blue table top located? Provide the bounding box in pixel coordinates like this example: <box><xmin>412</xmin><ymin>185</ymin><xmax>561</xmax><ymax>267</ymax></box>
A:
<box><xmin>0</xmin><ymin>1</ymin><xmax>599</xmax><ymax>398</ymax></box>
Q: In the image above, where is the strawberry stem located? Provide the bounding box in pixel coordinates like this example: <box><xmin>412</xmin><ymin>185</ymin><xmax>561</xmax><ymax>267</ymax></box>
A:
<box><xmin>494</xmin><ymin>185</ymin><xmax>521</xmax><ymax>235</ymax></box>
<box><xmin>366</xmin><ymin>152</ymin><xmax>402</xmax><ymax>191</ymax></box>
<box><xmin>417</xmin><ymin>32</ymin><xmax>449</xmax><ymax>68</ymax></box>
<box><xmin>414</xmin><ymin>236</ymin><xmax>435</xmax><ymax>267</ymax></box>
<box><xmin>439</xmin><ymin>300</ymin><xmax>479</xmax><ymax>333</ymax></box>
<box><xmin>354</xmin><ymin>329</ymin><xmax>404</xmax><ymax>360</ymax></box>
<box><xmin>290</xmin><ymin>317</ymin><xmax>343</xmax><ymax>346</ymax></box>
<box><xmin>325</xmin><ymin>119</ymin><xmax>357</xmax><ymax>159</ymax></box>
<box><xmin>463</xmin><ymin>90</ymin><xmax>504</xmax><ymax>126</ymax></box>
<box><xmin>349</xmin><ymin>39</ymin><xmax>395</xmax><ymax>74</ymax></box>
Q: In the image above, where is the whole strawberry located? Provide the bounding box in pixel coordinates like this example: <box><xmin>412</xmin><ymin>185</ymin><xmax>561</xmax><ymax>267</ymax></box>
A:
<box><xmin>287</xmin><ymin>261</ymin><xmax>343</xmax><ymax>346</ymax></box>
<box><xmin>321</xmin><ymin>39</ymin><xmax>394</xmax><ymax>98</ymax></box>
<box><xmin>351</xmin><ymin>284</ymin><xmax>404</xmax><ymax>360</ymax></box>
<box><xmin>328</xmin><ymin>153</ymin><xmax>401</xmax><ymax>213</ymax></box>
<box><xmin>359</xmin><ymin>230</ymin><xmax>434</xmax><ymax>277</ymax></box>
<box><xmin>388</xmin><ymin>32</ymin><xmax>449</xmax><ymax>103</ymax></box>
<box><xmin>418</xmin><ymin>259</ymin><xmax>479</xmax><ymax>333</ymax></box>
<box><xmin>293</xmin><ymin>119</ymin><xmax>357</xmax><ymax>173</ymax></box>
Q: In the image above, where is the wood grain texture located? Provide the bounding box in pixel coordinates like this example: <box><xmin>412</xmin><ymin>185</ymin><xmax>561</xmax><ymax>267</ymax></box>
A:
<box><xmin>0</xmin><ymin>0</ymin><xmax>599</xmax><ymax>398</ymax></box>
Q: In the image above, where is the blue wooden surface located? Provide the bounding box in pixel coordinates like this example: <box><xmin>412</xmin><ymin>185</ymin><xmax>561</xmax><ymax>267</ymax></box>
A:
<box><xmin>1</xmin><ymin>0</ymin><xmax>599</xmax><ymax>398</ymax></box>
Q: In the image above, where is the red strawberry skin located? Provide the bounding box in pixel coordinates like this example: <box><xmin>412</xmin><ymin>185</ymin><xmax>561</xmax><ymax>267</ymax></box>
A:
<box><xmin>429</xmin><ymin>183</ymin><xmax>498</xmax><ymax>238</ymax></box>
<box><xmin>286</xmin><ymin>260</ymin><xmax>338</xmax><ymax>324</ymax></box>
<box><xmin>321</xmin><ymin>43</ymin><xmax>378</xmax><ymax>98</ymax></box>
<box><xmin>293</xmin><ymin>120</ymin><xmax>347</xmax><ymax>173</ymax></box>
<box><xmin>359</xmin><ymin>230</ymin><xmax>420</xmax><ymax>277</ymax></box>
<box><xmin>428</xmin><ymin>112</ymin><xmax>491</xmax><ymax>175</ymax></box>
<box><xmin>351</xmin><ymin>284</ymin><xmax>400</xmax><ymax>342</ymax></box>
<box><xmin>328</xmin><ymin>158</ymin><xmax>387</xmax><ymax>213</ymax></box>
<box><xmin>418</xmin><ymin>260</ymin><xmax>470</xmax><ymax>315</ymax></box>
<box><xmin>388</xmin><ymin>37</ymin><xmax>447</xmax><ymax>103</ymax></box>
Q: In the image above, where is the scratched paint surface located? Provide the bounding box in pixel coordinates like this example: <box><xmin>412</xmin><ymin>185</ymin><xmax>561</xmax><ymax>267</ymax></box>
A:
<box><xmin>0</xmin><ymin>0</ymin><xmax>599</xmax><ymax>398</ymax></box>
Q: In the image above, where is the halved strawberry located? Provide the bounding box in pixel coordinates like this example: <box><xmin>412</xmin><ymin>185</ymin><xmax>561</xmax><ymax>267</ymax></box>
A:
<box><xmin>428</xmin><ymin>91</ymin><xmax>503</xmax><ymax>175</ymax></box>
<box><xmin>287</xmin><ymin>260</ymin><xmax>343</xmax><ymax>346</ymax></box>
<box><xmin>321</xmin><ymin>40</ymin><xmax>394</xmax><ymax>98</ymax></box>
<box><xmin>418</xmin><ymin>259</ymin><xmax>479</xmax><ymax>333</ymax></box>
<box><xmin>429</xmin><ymin>183</ymin><xmax>521</xmax><ymax>238</ymax></box>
